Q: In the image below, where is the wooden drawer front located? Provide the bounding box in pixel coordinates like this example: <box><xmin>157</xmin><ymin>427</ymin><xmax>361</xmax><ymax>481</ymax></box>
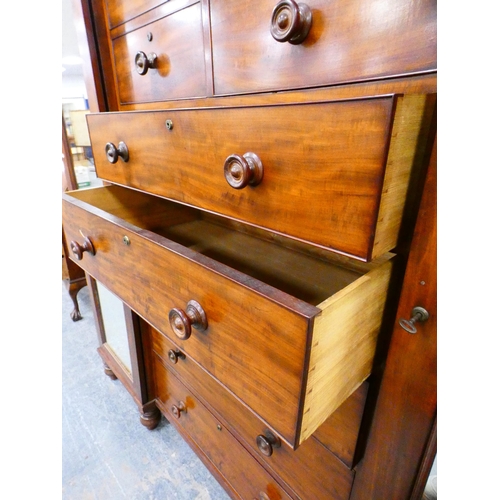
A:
<box><xmin>153</xmin><ymin>355</ymin><xmax>294</xmax><ymax>500</ymax></box>
<box><xmin>150</xmin><ymin>325</ymin><xmax>356</xmax><ymax>499</ymax></box>
<box><xmin>89</xmin><ymin>96</ymin><xmax>396</xmax><ymax>261</ymax></box>
<box><xmin>111</xmin><ymin>3</ymin><xmax>207</xmax><ymax>104</ymax></box>
<box><xmin>105</xmin><ymin>0</ymin><xmax>168</xmax><ymax>28</ymax></box>
<box><xmin>62</xmin><ymin>185</ymin><xmax>393</xmax><ymax>448</ymax></box>
<box><xmin>210</xmin><ymin>0</ymin><xmax>437</xmax><ymax>95</ymax></box>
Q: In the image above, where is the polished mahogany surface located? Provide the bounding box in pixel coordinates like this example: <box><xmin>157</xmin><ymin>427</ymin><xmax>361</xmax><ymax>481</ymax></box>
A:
<box><xmin>65</xmin><ymin>0</ymin><xmax>437</xmax><ymax>496</ymax></box>
<box><xmin>112</xmin><ymin>3</ymin><xmax>207</xmax><ymax>104</ymax></box>
<box><xmin>210</xmin><ymin>0</ymin><xmax>437</xmax><ymax>95</ymax></box>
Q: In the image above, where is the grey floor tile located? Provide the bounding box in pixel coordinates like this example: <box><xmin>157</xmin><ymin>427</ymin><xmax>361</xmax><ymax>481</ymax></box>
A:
<box><xmin>62</xmin><ymin>282</ymin><xmax>230</xmax><ymax>500</ymax></box>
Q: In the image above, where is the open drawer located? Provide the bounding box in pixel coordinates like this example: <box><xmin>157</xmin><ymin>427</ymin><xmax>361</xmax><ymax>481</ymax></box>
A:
<box><xmin>62</xmin><ymin>184</ymin><xmax>393</xmax><ymax>448</ymax></box>
<box><xmin>87</xmin><ymin>94</ymin><xmax>436</xmax><ymax>261</ymax></box>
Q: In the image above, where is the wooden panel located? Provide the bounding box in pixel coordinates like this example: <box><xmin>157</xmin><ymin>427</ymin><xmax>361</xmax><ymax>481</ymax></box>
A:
<box><xmin>149</xmin><ymin>324</ymin><xmax>355</xmax><ymax>499</ymax></box>
<box><xmin>154</xmin><ymin>356</ymin><xmax>295</xmax><ymax>500</ymax></box>
<box><xmin>350</xmin><ymin>136</ymin><xmax>436</xmax><ymax>499</ymax></box>
<box><xmin>62</xmin><ymin>185</ymin><xmax>393</xmax><ymax>446</ymax></box>
<box><xmin>112</xmin><ymin>3</ymin><xmax>207</xmax><ymax>104</ymax></box>
<box><xmin>105</xmin><ymin>0</ymin><xmax>168</xmax><ymax>28</ymax></box>
<box><xmin>210</xmin><ymin>0</ymin><xmax>436</xmax><ymax>95</ymax></box>
<box><xmin>88</xmin><ymin>96</ymin><xmax>395</xmax><ymax>261</ymax></box>
<box><xmin>313</xmin><ymin>381</ymin><xmax>369</xmax><ymax>468</ymax></box>
<box><xmin>300</xmin><ymin>259</ymin><xmax>393</xmax><ymax>444</ymax></box>
<box><xmin>62</xmin><ymin>187</ymin><xmax>313</xmax><ymax>444</ymax></box>
<box><xmin>372</xmin><ymin>94</ymin><xmax>437</xmax><ymax>258</ymax></box>
<box><xmin>116</xmin><ymin>72</ymin><xmax>437</xmax><ymax>112</ymax></box>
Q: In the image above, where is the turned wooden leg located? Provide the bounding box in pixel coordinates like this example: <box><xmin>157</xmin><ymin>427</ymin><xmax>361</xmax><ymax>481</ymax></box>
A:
<box><xmin>140</xmin><ymin>402</ymin><xmax>162</xmax><ymax>430</ymax></box>
<box><xmin>103</xmin><ymin>363</ymin><xmax>118</xmax><ymax>380</ymax></box>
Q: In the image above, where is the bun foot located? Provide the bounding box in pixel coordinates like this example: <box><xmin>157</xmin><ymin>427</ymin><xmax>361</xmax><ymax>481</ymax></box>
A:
<box><xmin>140</xmin><ymin>406</ymin><xmax>161</xmax><ymax>430</ymax></box>
<box><xmin>103</xmin><ymin>363</ymin><xmax>118</xmax><ymax>380</ymax></box>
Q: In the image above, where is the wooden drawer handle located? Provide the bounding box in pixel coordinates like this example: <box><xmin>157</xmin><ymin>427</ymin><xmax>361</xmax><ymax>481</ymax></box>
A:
<box><xmin>270</xmin><ymin>0</ymin><xmax>312</xmax><ymax>45</ymax></box>
<box><xmin>168</xmin><ymin>300</ymin><xmax>208</xmax><ymax>341</ymax></box>
<box><xmin>256</xmin><ymin>430</ymin><xmax>281</xmax><ymax>457</ymax></box>
<box><xmin>70</xmin><ymin>236</ymin><xmax>95</xmax><ymax>261</ymax></box>
<box><xmin>105</xmin><ymin>141</ymin><xmax>129</xmax><ymax>163</ymax></box>
<box><xmin>135</xmin><ymin>51</ymin><xmax>157</xmax><ymax>75</ymax></box>
<box><xmin>171</xmin><ymin>401</ymin><xmax>186</xmax><ymax>419</ymax></box>
<box><xmin>168</xmin><ymin>349</ymin><xmax>185</xmax><ymax>364</ymax></box>
<box><xmin>224</xmin><ymin>152</ymin><xmax>263</xmax><ymax>189</ymax></box>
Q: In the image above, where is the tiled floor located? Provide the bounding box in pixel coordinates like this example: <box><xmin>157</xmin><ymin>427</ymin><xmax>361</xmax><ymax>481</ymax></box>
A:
<box><xmin>62</xmin><ymin>281</ymin><xmax>231</xmax><ymax>499</ymax></box>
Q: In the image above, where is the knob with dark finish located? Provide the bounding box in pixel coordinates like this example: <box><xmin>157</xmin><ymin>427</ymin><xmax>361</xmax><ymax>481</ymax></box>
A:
<box><xmin>270</xmin><ymin>0</ymin><xmax>312</xmax><ymax>45</ymax></box>
<box><xmin>135</xmin><ymin>51</ymin><xmax>157</xmax><ymax>75</ymax></box>
<box><xmin>256</xmin><ymin>430</ymin><xmax>281</xmax><ymax>457</ymax></box>
<box><xmin>168</xmin><ymin>349</ymin><xmax>184</xmax><ymax>364</ymax></box>
<box><xmin>168</xmin><ymin>300</ymin><xmax>208</xmax><ymax>341</ymax></box>
<box><xmin>399</xmin><ymin>306</ymin><xmax>430</xmax><ymax>334</ymax></box>
<box><xmin>105</xmin><ymin>141</ymin><xmax>129</xmax><ymax>163</ymax></box>
<box><xmin>171</xmin><ymin>401</ymin><xmax>186</xmax><ymax>418</ymax></box>
<box><xmin>70</xmin><ymin>236</ymin><xmax>95</xmax><ymax>261</ymax></box>
<box><xmin>224</xmin><ymin>152</ymin><xmax>263</xmax><ymax>189</ymax></box>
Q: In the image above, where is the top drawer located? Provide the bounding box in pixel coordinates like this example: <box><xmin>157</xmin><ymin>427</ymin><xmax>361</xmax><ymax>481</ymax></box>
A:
<box><xmin>110</xmin><ymin>2</ymin><xmax>207</xmax><ymax>105</ymax></box>
<box><xmin>106</xmin><ymin>0</ymin><xmax>169</xmax><ymax>28</ymax></box>
<box><xmin>210</xmin><ymin>0</ymin><xmax>437</xmax><ymax>95</ymax></box>
<box><xmin>88</xmin><ymin>93</ymin><xmax>435</xmax><ymax>262</ymax></box>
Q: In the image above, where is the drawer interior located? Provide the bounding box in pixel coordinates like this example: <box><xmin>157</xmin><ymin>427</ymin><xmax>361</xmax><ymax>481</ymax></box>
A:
<box><xmin>69</xmin><ymin>185</ymin><xmax>387</xmax><ymax>307</ymax></box>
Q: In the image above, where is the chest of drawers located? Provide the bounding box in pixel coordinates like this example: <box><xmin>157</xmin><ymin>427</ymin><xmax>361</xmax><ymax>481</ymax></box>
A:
<box><xmin>65</xmin><ymin>0</ymin><xmax>437</xmax><ymax>498</ymax></box>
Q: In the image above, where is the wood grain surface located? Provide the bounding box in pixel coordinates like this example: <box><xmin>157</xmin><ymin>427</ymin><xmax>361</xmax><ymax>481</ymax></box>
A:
<box><xmin>151</xmin><ymin>335</ymin><xmax>354</xmax><ymax>500</ymax></box>
<box><xmin>154</xmin><ymin>356</ymin><xmax>296</xmax><ymax>500</ymax></box>
<box><xmin>350</xmin><ymin>136</ymin><xmax>437</xmax><ymax>500</ymax></box>
<box><xmin>210</xmin><ymin>0</ymin><xmax>437</xmax><ymax>95</ymax></box>
<box><xmin>62</xmin><ymin>184</ymin><xmax>393</xmax><ymax>446</ymax></box>
<box><xmin>112</xmin><ymin>3</ymin><xmax>207</xmax><ymax>104</ymax></box>
<box><xmin>88</xmin><ymin>96</ymin><xmax>396</xmax><ymax>260</ymax></box>
<box><xmin>105</xmin><ymin>0</ymin><xmax>167</xmax><ymax>28</ymax></box>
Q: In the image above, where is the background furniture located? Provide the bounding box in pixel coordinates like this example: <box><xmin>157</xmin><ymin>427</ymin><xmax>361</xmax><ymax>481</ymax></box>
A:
<box><xmin>62</xmin><ymin>114</ymin><xmax>87</xmax><ymax>321</ymax></box>
<box><xmin>63</xmin><ymin>1</ymin><xmax>437</xmax><ymax>498</ymax></box>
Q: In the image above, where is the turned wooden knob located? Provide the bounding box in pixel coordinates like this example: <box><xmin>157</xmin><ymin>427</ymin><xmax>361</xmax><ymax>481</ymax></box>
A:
<box><xmin>256</xmin><ymin>430</ymin><xmax>281</xmax><ymax>457</ymax></box>
<box><xmin>168</xmin><ymin>349</ymin><xmax>184</xmax><ymax>364</ymax></box>
<box><xmin>105</xmin><ymin>141</ymin><xmax>129</xmax><ymax>163</ymax></box>
<box><xmin>224</xmin><ymin>152</ymin><xmax>263</xmax><ymax>189</ymax></box>
<box><xmin>135</xmin><ymin>51</ymin><xmax>157</xmax><ymax>75</ymax></box>
<box><xmin>270</xmin><ymin>0</ymin><xmax>312</xmax><ymax>45</ymax></box>
<box><xmin>70</xmin><ymin>236</ymin><xmax>95</xmax><ymax>261</ymax></box>
<box><xmin>171</xmin><ymin>401</ymin><xmax>186</xmax><ymax>419</ymax></box>
<box><xmin>168</xmin><ymin>300</ymin><xmax>208</xmax><ymax>341</ymax></box>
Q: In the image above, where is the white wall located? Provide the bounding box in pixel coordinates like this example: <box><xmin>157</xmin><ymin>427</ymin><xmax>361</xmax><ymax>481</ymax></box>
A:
<box><xmin>62</xmin><ymin>75</ymin><xmax>88</xmax><ymax>103</ymax></box>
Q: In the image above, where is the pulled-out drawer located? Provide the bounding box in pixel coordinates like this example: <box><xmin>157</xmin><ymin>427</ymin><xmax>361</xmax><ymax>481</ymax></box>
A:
<box><xmin>87</xmin><ymin>94</ymin><xmax>434</xmax><ymax>261</ymax></box>
<box><xmin>210</xmin><ymin>0</ymin><xmax>436</xmax><ymax>95</ymax></box>
<box><xmin>62</xmin><ymin>184</ymin><xmax>393</xmax><ymax>448</ymax></box>
<box><xmin>153</xmin><ymin>355</ymin><xmax>295</xmax><ymax>500</ymax></box>
<box><xmin>149</xmin><ymin>323</ymin><xmax>358</xmax><ymax>499</ymax></box>
<box><xmin>110</xmin><ymin>2</ymin><xmax>207</xmax><ymax>104</ymax></box>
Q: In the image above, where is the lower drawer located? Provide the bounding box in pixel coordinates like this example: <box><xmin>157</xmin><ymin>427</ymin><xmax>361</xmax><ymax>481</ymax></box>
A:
<box><xmin>62</xmin><ymin>184</ymin><xmax>393</xmax><ymax>448</ymax></box>
<box><xmin>150</xmin><ymin>325</ymin><xmax>355</xmax><ymax>500</ymax></box>
<box><xmin>153</xmin><ymin>354</ymin><xmax>294</xmax><ymax>500</ymax></box>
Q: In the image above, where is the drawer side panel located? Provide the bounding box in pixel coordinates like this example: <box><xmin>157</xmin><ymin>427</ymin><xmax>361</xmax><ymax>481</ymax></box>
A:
<box><xmin>300</xmin><ymin>259</ymin><xmax>393</xmax><ymax>444</ymax></box>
